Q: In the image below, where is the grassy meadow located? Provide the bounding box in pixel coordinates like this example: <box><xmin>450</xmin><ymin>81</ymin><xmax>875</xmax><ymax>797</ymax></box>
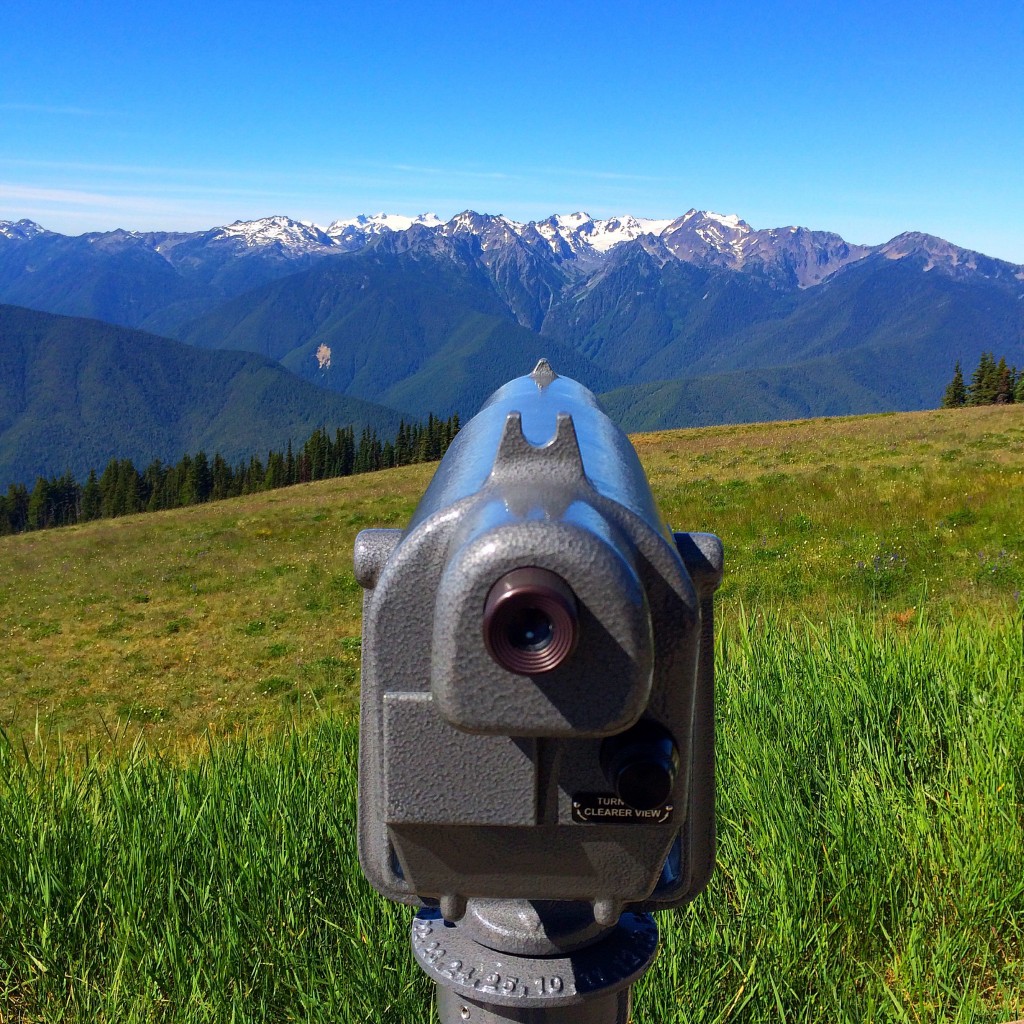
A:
<box><xmin>1</xmin><ymin>403</ymin><xmax>1022</xmax><ymax>1022</ymax></box>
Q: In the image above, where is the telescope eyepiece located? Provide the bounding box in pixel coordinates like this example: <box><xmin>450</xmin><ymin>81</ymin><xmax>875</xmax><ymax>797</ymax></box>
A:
<box><xmin>506</xmin><ymin>605</ymin><xmax>555</xmax><ymax>653</ymax></box>
<box><xmin>484</xmin><ymin>567</ymin><xmax>579</xmax><ymax>675</ymax></box>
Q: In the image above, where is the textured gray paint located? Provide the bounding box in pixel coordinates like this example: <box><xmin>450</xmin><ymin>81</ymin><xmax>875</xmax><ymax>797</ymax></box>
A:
<box><xmin>355</xmin><ymin>360</ymin><xmax>723</xmax><ymax>919</ymax></box>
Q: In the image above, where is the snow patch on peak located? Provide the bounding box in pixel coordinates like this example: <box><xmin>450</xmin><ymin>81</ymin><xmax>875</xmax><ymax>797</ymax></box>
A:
<box><xmin>0</xmin><ymin>218</ymin><xmax>47</xmax><ymax>240</ymax></box>
<box><xmin>217</xmin><ymin>216</ymin><xmax>334</xmax><ymax>252</ymax></box>
<box><xmin>552</xmin><ymin>212</ymin><xmax>593</xmax><ymax>227</ymax></box>
<box><xmin>704</xmin><ymin>211</ymin><xmax>746</xmax><ymax>230</ymax></box>
<box><xmin>532</xmin><ymin>213</ymin><xmax>595</xmax><ymax>256</ymax></box>
<box><xmin>527</xmin><ymin>212</ymin><xmax>675</xmax><ymax>256</ymax></box>
<box><xmin>658</xmin><ymin>210</ymin><xmax>761</xmax><ymax>267</ymax></box>
<box><xmin>496</xmin><ymin>214</ymin><xmax>525</xmax><ymax>233</ymax></box>
<box><xmin>586</xmin><ymin>215</ymin><xmax>673</xmax><ymax>252</ymax></box>
<box><xmin>436</xmin><ymin>211</ymin><xmax>525</xmax><ymax>251</ymax></box>
<box><xmin>449</xmin><ymin>210</ymin><xmax>484</xmax><ymax>231</ymax></box>
<box><xmin>327</xmin><ymin>212</ymin><xmax>442</xmax><ymax>236</ymax></box>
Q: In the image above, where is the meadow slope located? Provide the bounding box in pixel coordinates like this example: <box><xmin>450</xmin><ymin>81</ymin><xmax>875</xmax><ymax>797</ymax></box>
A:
<box><xmin>1</xmin><ymin>403</ymin><xmax>1021</xmax><ymax>751</ymax></box>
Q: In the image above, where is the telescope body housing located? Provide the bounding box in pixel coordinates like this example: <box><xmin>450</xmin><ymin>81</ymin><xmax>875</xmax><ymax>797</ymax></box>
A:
<box><xmin>355</xmin><ymin>360</ymin><xmax>722</xmax><ymax>920</ymax></box>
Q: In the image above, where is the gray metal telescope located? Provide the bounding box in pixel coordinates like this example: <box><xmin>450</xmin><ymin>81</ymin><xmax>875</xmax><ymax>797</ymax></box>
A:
<box><xmin>354</xmin><ymin>360</ymin><xmax>723</xmax><ymax>1023</ymax></box>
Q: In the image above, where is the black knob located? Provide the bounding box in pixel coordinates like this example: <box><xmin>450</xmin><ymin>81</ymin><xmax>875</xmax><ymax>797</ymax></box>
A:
<box><xmin>600</xmin><ymin>721</ymin><xmax>679</xmax><ymax>811</ymax></box>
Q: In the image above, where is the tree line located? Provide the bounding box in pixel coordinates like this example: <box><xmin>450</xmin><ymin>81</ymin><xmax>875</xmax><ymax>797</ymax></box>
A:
<box><xmin>942</xmin><ymin>352</ymin><xmax>1024</xmax><ymax>408</ymax></box>
<box><xmin>0</xmin><ymin>414</ymin><xmax>460</xmax><ymax>536</ymax></box>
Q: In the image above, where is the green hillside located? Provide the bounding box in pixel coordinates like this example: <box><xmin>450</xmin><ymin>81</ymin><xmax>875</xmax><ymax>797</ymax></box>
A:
<box><xmin>172</xmin><ymin>243</ymin><xmax>1024</xmax><ymax>428</ymax></box>
<box><xmin>601</xmin><ymin>356</ymin><xmax>890</xmax><ymax>431</ymax></box>
<box><xmin>176</xmin><ymin>253</ymin><xmax>619</xmax><ymax>414</ymax></box>
<box><xmin>0</xmin><ymin>304</ymin><xmax>405</xmax><ymax>486</ymax></box>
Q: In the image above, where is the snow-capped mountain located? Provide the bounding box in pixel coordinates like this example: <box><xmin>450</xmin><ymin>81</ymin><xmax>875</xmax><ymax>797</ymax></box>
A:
<box><xmin>516</xmin><ymin>212</ymin><xmax>668</xmax><ymax>260</ymax></box>
<box><xmin>326</xmin><ymin>212</ymin><xmax>443</xmax><ymax>251</ymax></box>
<box><xmin>583</xmin><ymin>214</ymin><xmax>675</xmax><ymax>252</ymax></box>
<box><xmin>327</xmin><ymin>211</ymin><xmax>443</xmax><ymax>236</ymax></box>
<box><xmin>0</xmin><ymin>218</ymin><xmax>49</xmax><ymax>241</ymax></box>
<box><xmin>662</xmin><ymin>209</ymin><xmax>753</xmax><ymax>263</ymax></box>
<box><xmin>6</xmin><ymin>209</ymin><xmax>1019</xmax><ymax>289</ymax></box>
<box><xmin>2</xmin><ymin>209</ymin><xmax>1021</xmax><ymax>337</ymax></box>
<box><xmin>214</xmin><ymin>215</ymin><xmax>336</xmax><ymax>253</ymax></box>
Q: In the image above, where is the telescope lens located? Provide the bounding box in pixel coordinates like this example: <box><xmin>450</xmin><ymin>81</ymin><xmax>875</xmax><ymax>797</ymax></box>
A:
<box><xmin>506</xmin><ymin>607</ymin><xmax>554</xmax><ymax>652</ymax></box>
<box><xmin>484</xmin><ymin>568</ymin><xmax>579</xmax><ymax>675</ymax></box>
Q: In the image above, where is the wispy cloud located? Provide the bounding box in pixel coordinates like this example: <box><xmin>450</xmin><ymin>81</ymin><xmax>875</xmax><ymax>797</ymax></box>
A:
<box><xmin>366</xmin><ymin>161</ymin><xmax>669</xmax><ymax>186</ymax></box>
<box><xmin>0</xmin><ymin>156</ymin><xmax>694</xmax><ymax>235</ymax></box>
<box><xmin>1</xmin><ymin>183</ymin><xmax>128</xmax><ymax>206</ymax></box>
<box><xmin>0</xmin><ymin>155</ymin><xmax>669</xmax><ymax>192</ymax></box>
<box><xmin>0</xmin><ymin>157</ymin><xmax>259</xmax><ymax>179</ymax></box>
<box><xmin>0</xmin><ymin>182</ymin><xmax>265</xmax><ymax>231</ymax></box>
<box><xmin>0</xmin><ymin>157</ymin><xmax>510</xmax><ymax>192</ymax></box>
<box><xmin>381</xmin><ymin>162</ymin><xmax>515</xmax><ymax>181</ymax></box>
<box><xmin>0</xmin><ymin>103</ymin><xmax>120</xmax><ymax>118</ymax></box>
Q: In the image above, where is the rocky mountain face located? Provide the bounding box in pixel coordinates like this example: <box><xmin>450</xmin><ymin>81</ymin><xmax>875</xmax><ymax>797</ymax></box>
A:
<box><xmin>5</xmin><ymin>208</ymin><xmax>1020</xmax><ymax>334</ymax></box>
<box><xmin>1</xmin><ymin>208</ymin><xmax>1021</xmax><ymax>442</ymax></box>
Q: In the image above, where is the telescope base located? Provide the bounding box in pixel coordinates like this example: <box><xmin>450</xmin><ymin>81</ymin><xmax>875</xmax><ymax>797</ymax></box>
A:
<box><xmin>437</xmin><ymin>985</ymin><xmax>631</xmax><ymax>1023</ymax></box>
<box><xmin>412</xmin><ymin>906</ymin><xmax>657</xmax><ymax>1024</ymax></box>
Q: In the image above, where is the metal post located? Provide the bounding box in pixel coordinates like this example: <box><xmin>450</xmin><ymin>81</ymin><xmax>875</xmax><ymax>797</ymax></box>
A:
<box><xmin>412</xmin><ymin>902</ymin><xmax>659</xmax><ymax>1024</ymax></box>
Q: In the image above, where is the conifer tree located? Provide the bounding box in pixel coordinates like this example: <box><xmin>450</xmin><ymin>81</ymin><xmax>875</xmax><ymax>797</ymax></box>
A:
<box><xmin>244</xmin><ymin>455</ymin><xmax>265</xmax><ymax>493</ymax></box>
<box><xmin>395</xmin><ymin>420</ymin><xmax>410</xmax><ymax>466</ymax></box>
<box><xmin>177</xmin><ymin>454</ymin><xmax>196</xmax><ymax>506</ymax></box>
<box><xmin>2</xmin><ymin>484</ymin><xmax>29</xmax><ymax>534</ymax></box>
<box><xmin>285</xmin><ymin>441</ymin><xmax>295</xmax><ymax>485</ymax></box>
<box><xmin>338</xmin><ymin>426</ymin><xmax>355</xmax><ymax>476</ymax></box>
<box><xmin>994</xmin><ymin>358</ymin><xmax>1013</xmax><ymax>404</ymax></box>
<box><xmin>967</xmin><ymin>352</ymin><xmax>998</xmax><ymax>405</ymax></box>
<box><xmin>27</xmin><ymin>478</ymin><xmax>50</xmax><ymax>530</ymax></box>
<box><xmin>941</xmin><ymin>361</ymin><xmax>967</xmax><ymax>407</ymax></box>
<box><xmin>143</xmin><ymin>460</ymin><xmax>165</xmax><ymax>512</ymax></box>
<box><xmin>264</xmin><ymin>451</ymin><xmax>286</xmax><ymax>490</ymax></box>
<box><xmin>51</xmin><ymin>472</ymin><xmax>80</xmax><ymax>526</ymax></box>
<box><xmin>99</xmin><ymin>459</ymin><xmax>120</xmax><ymax>517</ymax></box>
<box><xmin>192</xmin><ymin>451</ymin><xmax>213</xmax><ymax>502</ymax></box>
<box><xmin>114</xmin><ymin>460</ymin><xmax>143</xmax><ymax>516</ymax></box>
<box><xmin>312</xmin><ymin>429</ymin><xmax>329</xmax><ymax>480</ymax></box>
<box><xmin>211</xmin><ymin>454</ymin><xmax>232</xmax><ymax>501</ymax></box>
<box><xmin>81</xmin><ymin>469</ymin><xmax>102</xmax><ymax>521</ymax></box>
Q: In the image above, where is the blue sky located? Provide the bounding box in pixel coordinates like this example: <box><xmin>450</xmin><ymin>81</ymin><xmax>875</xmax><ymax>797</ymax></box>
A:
<box><xmin>3</xmin><ymin>0</ymin><xmax>1022</xmax><ymax>261</ymax></box>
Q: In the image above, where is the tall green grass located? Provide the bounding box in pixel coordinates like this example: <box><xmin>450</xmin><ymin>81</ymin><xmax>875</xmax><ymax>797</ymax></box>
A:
<box><xmin>3</xmin><ymin>612</ymin><xmax>1022</xmax><ymax>1022</ymax></box>
<box><xmin>0</xmin><ymin>725</ymin><xmax>429</xmax><ymax>1022</ymax></box>
<box><xmin>639</xmin><ymin>609</ymin><xmax>1024</xmax><ymax>1022</ymax></box>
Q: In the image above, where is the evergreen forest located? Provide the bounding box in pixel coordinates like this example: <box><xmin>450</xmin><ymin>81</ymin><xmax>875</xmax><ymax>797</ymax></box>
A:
<box><xmin>0</xmin><ymin>414</ymin><xmax>460</xmax><ymax>536</ymax></box>
<box><xmin>941</xmin><ymin>351</ymin><xmax>1024</xmax><ymax>408</ymax></box>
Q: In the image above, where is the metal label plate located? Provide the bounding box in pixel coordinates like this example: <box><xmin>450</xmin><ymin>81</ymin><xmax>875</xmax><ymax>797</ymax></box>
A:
<box><xmin>571</xmin><ymin>793</ymin><xmax>673</xmax><ymax>824</ymax></box>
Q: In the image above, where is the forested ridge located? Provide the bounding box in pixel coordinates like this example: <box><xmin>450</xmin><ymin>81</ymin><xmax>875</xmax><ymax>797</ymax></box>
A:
<box><xmin>0</xmin><ymin>414</ymin><xmax>459</xmax><ymax>535</ymax></box>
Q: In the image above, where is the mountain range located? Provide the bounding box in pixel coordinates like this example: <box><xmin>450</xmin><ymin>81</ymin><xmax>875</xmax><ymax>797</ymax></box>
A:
<box><xmin>1</xmin><ymin>209</ymin><xmax>1021</xmax><ymax>486</ymax></box>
